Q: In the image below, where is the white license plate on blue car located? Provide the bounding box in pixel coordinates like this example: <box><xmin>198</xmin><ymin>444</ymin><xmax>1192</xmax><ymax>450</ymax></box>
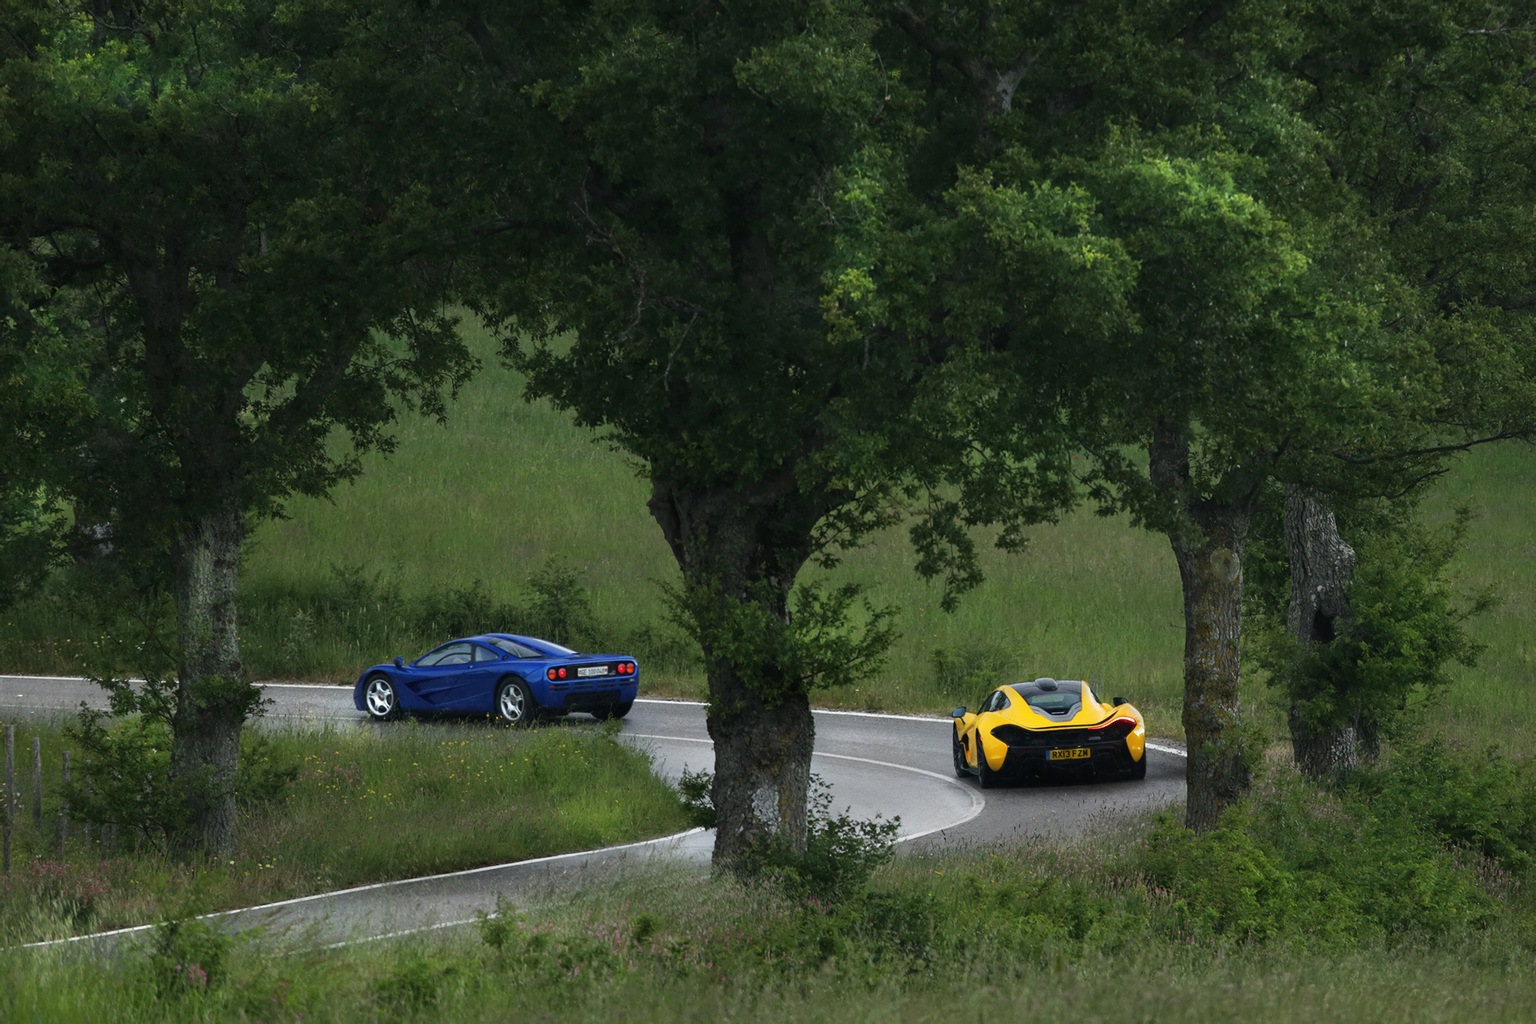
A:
<box><xmin>577</xmin><ymin>665</ymin><xmax>607</xmax><ymax>678</ymax></box>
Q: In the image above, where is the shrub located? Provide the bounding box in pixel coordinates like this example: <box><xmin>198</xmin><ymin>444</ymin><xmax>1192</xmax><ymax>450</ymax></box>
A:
<box><xmin>736</xmin><ymin>776</ymin><xmax>899</xmax><ymax>905</ymax></box>
<box><xmin>526</xmin><ymin>557</ymin><xmax>597</xmax><ymax>647</ymax></box>
<box><xmin>1351</xmin><ymin>740</ymin><xmax>1536</xmax><ymax>875</ymax></box>
<box><xmin>375</xmin><ymin>957</ymin><xmax>459</xmax><ymax>1011</ymax></box>
<box><xmin>931</xmin><ymin>641</ymin><xmax>1020</xmax><ymax>702</ymax></box>
<box><xmin>138</xmin><ymin>915</ymin><xmax>235</xmax><ymax>999</ymax></box>
<box><xmin>1136</xmin><ymin>763</ymin><xmax>1506</xmax><ymax>949</ymax></box>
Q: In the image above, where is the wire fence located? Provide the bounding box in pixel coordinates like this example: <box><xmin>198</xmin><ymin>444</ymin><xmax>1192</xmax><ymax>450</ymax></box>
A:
<box><xmin>2</xmin><ymin>723</ymin><xmax>106</xmax><ymax>873</ymax></box>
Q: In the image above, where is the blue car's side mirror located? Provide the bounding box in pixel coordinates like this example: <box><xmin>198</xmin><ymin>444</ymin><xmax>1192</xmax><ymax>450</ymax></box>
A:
<box><xmin>951</xmin><ymin>706</ymin><xmax>967</xmax><ymax>718</ymax></box>
<box><xmin>394</xmin><ymin>656</ymin><xmax>404</xmax><ymax>668</ymax></box>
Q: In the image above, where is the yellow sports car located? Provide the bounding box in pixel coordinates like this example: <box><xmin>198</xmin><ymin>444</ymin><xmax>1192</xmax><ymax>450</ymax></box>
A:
<box><xmin>951</xmin><ymin>677</ymin><xmax>1147</xmax><ymax>786</ymax></box>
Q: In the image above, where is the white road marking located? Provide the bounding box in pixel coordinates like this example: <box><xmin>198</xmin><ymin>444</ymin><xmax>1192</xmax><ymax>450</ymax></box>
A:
<box><xmin>625</xmin><ymin>732</ymin><xmax>987</xmax><ymax>842</ymax></box>
<box><xmin>21</xmin><ymin>828</ymin><xmax>709</xmax><ymax>950</ymax></box>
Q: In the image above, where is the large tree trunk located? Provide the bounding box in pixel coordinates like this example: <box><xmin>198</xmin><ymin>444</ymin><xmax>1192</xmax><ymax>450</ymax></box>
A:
<box><xmin>168</xmin><ymin>508</ymin><xmax>251</xmax><ymax>860</ymax></box>
<box><xmin>1151</xmin><ymin>420</ymin><xmax>1251</xmax><ymax>833</ymax></box>
<box><xmin>1282</xmin><ymin>484</ymin><xmax>1359</xmax><ymax>782</ymax></box>
<box><xmin>650</xmin><ymin>475</ymin><xmax>825</xmax><ymax>870</ymax></box>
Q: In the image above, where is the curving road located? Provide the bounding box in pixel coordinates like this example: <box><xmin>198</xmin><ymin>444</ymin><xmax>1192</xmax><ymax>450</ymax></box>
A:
<box><xmin>1</xmin><ymin>676</ymin><xmax>1184</xmax><ymax>950</ymax></box>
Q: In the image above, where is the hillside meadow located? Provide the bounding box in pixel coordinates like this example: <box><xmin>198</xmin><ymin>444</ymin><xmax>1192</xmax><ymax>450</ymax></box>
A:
<box><xmin>0</xmin><ymin>319</ymin><xmax>1531</xmax><ymax>750</ymax></box>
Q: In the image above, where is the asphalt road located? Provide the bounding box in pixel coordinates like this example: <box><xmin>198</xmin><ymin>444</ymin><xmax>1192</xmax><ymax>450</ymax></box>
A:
<box><xmin>1</xmin><ymin>675</ymin><xmax>1185</xmax><ymax>951</ymax></box>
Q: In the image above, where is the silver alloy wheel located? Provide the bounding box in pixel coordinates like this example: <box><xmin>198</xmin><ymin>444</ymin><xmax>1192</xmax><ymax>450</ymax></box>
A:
<box><xmin>497</xmin><ymin>680</ymin><xmax>530</xmax><ymax>725</ymax></box>
<box><xmin>365</xmin><ymin>676</ymin><xmax>397</xmax><ymax>720</ymax></box>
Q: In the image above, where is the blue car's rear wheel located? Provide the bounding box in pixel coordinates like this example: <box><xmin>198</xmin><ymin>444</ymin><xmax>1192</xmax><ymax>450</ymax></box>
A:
<box><xmin>363</xmin><ymin>675</ymin><xmax>400</xmax><ymax>721</ymax></box>
<box><xmin>496</xmin><ymin>679</ymin><xmax>537</xmax><ymax>727</ymax></box>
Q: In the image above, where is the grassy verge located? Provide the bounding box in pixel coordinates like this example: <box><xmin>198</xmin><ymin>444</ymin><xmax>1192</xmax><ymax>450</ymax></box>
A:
<box><xmin>0</xmin><ymin>715</ymin><xmax>691</xmax><ymax>945</ymax></box>
<box><xmin>8</xmin><ymin>746</ymin><xmax>1536</xmax><ymax>1022</ymax></box>
<box><xmin>11</xmin><ymin>933</ymin><xmax>1536</xmax><ymax>1024</ymax></box>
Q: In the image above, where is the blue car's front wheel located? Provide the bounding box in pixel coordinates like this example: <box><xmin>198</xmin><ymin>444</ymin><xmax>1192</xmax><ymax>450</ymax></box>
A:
<box><xmin>496</xmin><ymin>679</ymin><xmax>537</xmax><ymax>727</ymax></box>
<box><xmin>364</xmin><ymin>675</ymin><xmax>400</xmax><ymax>721</ymax></box>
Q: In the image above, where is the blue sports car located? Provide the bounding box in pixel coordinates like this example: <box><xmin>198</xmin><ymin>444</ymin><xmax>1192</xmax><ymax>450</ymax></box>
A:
<box><xmin>353</xmin><ymin>633</ymin><xmax>639</xmax><ymax>726</ymax></box>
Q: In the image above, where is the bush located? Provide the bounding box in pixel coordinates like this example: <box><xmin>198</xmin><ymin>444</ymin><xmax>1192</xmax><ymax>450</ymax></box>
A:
<box><xmin>413</xmin><ymin>577</ymin><xmax>516</xmax><ymax>640</ymax></box>
<box><xmin>1135</xmin><ymin>762</ymin><xmax>1507</xmax><ymax>948</ymax></box>
<box><xmin>931</xmin><ymin>641</ymin><xmax>1020</xmax><ymax>702</ymax></box>
<box><xmin>736</xmin><ymin>776</ymin><xmax>899</xmax><ymax>905</ymax></box>
<box><xmin>138</xmin><ymin>915</ymin><xmax>235</xmax><ymax>999</ymax></box>
<box><xmin>1353</xmin><ymin>739</ymin><xmax>1536</xmax><ymax>876</ymax></box>
<box><xmin>526</xmin><ymin>557</ymin><xmax>597</xmax><ymax>647</ymax></box>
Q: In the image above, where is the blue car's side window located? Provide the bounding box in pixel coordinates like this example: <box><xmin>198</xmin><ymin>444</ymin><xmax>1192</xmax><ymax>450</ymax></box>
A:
<box><xmin>417</xmin><ymin>642</ymin><xmax>475</xmax><ymax>667</ymax></box>
<box><xmin>472</xmin><ymin>644</ymin><xmax>501</xmax><ymax>663</ymax></box>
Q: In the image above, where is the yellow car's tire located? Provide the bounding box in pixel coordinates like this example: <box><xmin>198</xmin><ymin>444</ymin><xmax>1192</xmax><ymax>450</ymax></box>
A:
<box><xmin>952</xmin><ymin>731</ymin><xmax>968</xmax><ymax>778</ymax></box>
<box><xmin>976</xmin><ymin>742</ymin><xmax>997</xmax><ymax>789</ymax></box>
<box><xmin>1128</xmin><ymin>747</ymin><xmax>1148</xmax><ymax>780</ymax></box>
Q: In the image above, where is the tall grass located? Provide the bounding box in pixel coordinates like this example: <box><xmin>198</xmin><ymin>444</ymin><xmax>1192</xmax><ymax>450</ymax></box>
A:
<box><xmin>1421</xmin><ymin>442</ymin><xmax>1536</xmax><ymax>745</ymax></box>
<box><xmin>0</xmin><ymin>715</ymin><xmax>691</xmax><ymax>945</ymax></box>
<box><xmin>10</xmin><ymin>752</ymin><xmax>1536</xmax><ymax>1022</ymax></box>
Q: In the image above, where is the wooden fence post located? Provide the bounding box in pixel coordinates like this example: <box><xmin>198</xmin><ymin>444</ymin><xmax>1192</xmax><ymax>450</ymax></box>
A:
<box><xmin>3</xmin><ymin>725</ymin><xmax>13</xmax><ymax>874</ymax></box>
<box><xmin>55</xmin><ymin>749</ymin><xmax>70</xmax><ymax>855</ymax></box>
<box><xmin>32</xmin><ymin>736</ymin><xmax>41</xmax><ymax>832</ymax></box>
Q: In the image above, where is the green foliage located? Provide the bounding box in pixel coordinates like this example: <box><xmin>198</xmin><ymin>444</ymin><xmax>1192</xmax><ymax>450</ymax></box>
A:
<box><xmin>137</xmin><ymin>915</ymin><xmax>236</xmax><ymax>999</ymax></box>
<box><xmin>233</xmin><ymin>731</ymin><xmax>300</xmax><ymax>809</ymax></box>
<box><xmin>735</xmin><ymin>776</ymin><xmax>900</xmax><ymax>905</ymax></box>
<box><xmin>674</xmin><ymin>767</ymin><xmax>717</xmax><ymax>830</ymax></box>
<box><xmin>373</xmin><ymin>957</ymin><xmax>460</xmax><ymax>1012</ymax></box>
<box><xmin>526</xmin><ymin>557</ymin><xmax>597</xmax><ymax>647</ymax></box>
<box><xmin>413</xmin><ymin>577</ymin><xmax>517</xmax><ymax>642</ymax></box>
<box><xmin>1139</xmin><ymin>764</ymin><xmax>1506</xmax><ymax>947</ymax></box>
<box><xmin>667</xmin><ymin>577</ymin><xmax>898</xmax><ymax>704</ymax></box>
<box><xmin>1353</xmin><ymin>740</ymin><xmax>1536</xmax><ymax>876</ymax></box>
<box><xmin>62</xmin><ymin>706</ymin><xmax>295</xmax><ymax>850</ymax></box>
<box><xmin>63</xmin><ymin>709</ymin><xmax>186</xmax><ymax>848</ymax></box>
<box><xmin>930</xmin><ymin>641</ymin><xmax>1020</xmax><ymax>699</ymax></box>
<box><xmin>1254</xmin><ymin>508</ymin><xmax>1492</xmax><ymax>742</ymax></box>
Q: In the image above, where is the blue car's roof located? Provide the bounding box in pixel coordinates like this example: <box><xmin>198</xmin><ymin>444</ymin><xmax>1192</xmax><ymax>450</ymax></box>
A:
<box><xmin>475</xmin><ymin>633</ymin><xmax>579</xmax><ymax>657</ymax></box>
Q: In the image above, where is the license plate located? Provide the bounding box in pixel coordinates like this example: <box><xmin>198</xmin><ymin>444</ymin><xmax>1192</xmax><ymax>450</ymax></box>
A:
<box><xmin>1048</xmin><ymin>747</ymin><xmax>1091</xmax><ymax>761</ymax></box>
<box><xmin>576</xmin><ymin>665</ymin><xmax>608</xmax><ymax>678</ymax></box>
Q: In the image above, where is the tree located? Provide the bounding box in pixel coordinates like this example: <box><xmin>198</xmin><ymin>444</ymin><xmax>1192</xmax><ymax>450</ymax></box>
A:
<box><xmin>879</xmin><ymin>0</ymin><xmax>1536</xmax><ymax>828</ymax></box>
<box><xmin>458</xmin><ymin>0</ymin><xmax>1130</xmax><ymax>867</ymax></box>
<box><xmin>0</xmin><ymin>242</ymin><xmax>87</xmax><ymax>607</ymax></box>
<box><xmin>1258</xmin><ymin>0</ymin><xmax>1536</xmax><ymax>779</ymax></box>
<box><xmin>0</xmin><ymin>0</ymin><xmax>475</xmax><ymax>857</ymax></box>
<box><xmin>876</xmin><ymin>0</ymin><xmax>1381</xmax><ymax>830</ymax></box>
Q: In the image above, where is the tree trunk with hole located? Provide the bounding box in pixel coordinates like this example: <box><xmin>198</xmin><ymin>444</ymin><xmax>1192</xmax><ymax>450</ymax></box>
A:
<box><xmin>1150</xmin><ymin>420</ymin><xmax>1252</xmax><ymax>832</ymax></box>
<box><xmin>1283</xmin><ymin>484</ymin><xmax>1359</xmax><ymax>782</ymax></box>
<box><xmin>650</xmin><ymin>475</ymin><xmax>826</xmax><ymax>871</ymax></box>
<box><xmin>168</xmin><ymin>508</ymin><xmax>251</xmax><ymax>860</ymax></box>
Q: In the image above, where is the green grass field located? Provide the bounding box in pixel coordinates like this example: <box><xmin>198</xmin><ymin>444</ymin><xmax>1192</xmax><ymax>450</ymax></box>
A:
<box><xmin>1</xmin><ymin>318</ymin><xmax>1530</xmax><ymax>749</ymax></box>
